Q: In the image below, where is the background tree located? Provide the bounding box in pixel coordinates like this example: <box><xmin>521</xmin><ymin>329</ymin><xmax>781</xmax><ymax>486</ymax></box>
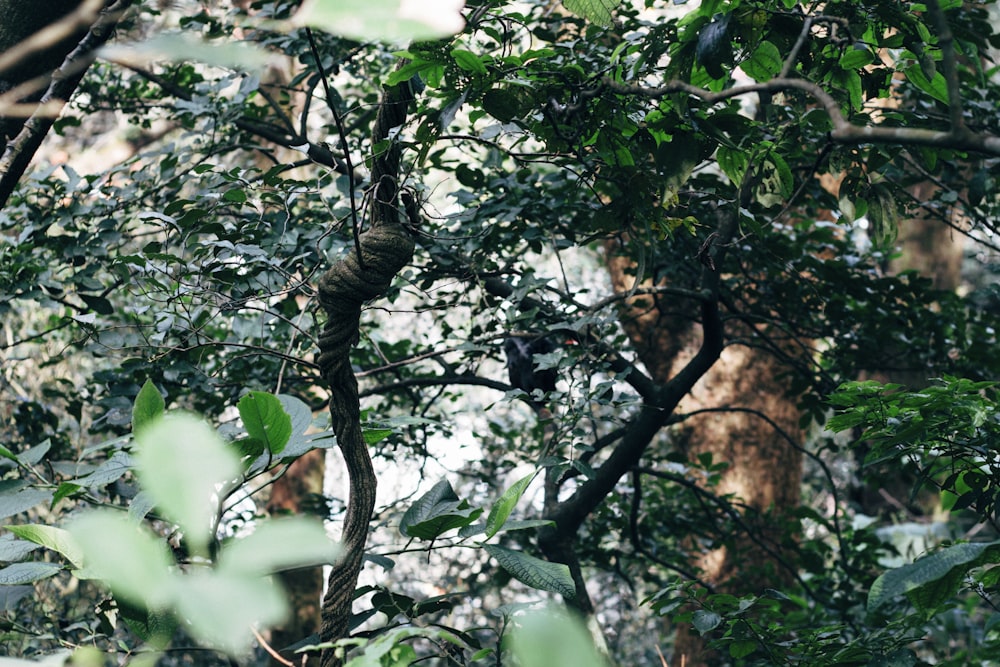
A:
<box><xmin>1</xmin><ymin>1</ymin><xmax>1000</xmax><ymax>666</ymax></box>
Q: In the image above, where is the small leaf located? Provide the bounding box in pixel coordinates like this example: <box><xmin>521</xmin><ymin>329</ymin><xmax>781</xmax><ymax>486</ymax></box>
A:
<box><xmin>692</xmin><ymin>609</ymin><xmax>722</xmax><ymax>634</ymax></box>
<box><xmin>238</xmin><ymin>392</ymin><xmax>292</xmax><ymax>456</ymax></box>
<box><xmin>562</xmin><ymin>0</ymin><xmax>621</xmax><ymax>26</ymax></box>
<box><xmin>6</xmin><ymin>525</ymin><xmax>85</xmax><ymax>568</ymax></box>
<box><xmin>451</xmin><ymin>48</ymin><xmax>487</xmax><ymax>75</ymax></box>
<box><xmin>399</xmin><ymin>480</ymin><xmax>482</xmax><ymax>540</ymax></box>
<box><xmin>0</xmin><ymin>488</ymin><xmax>54</xmax><ymax>520</ymax></box>
<box><xmin>0</xmin><ymin>562</ymin><xmax>63</xmax><ymax>585</ymax></box>
<box><xmin>485</xmin><ymin>473</ymin><xmax>535</xmax><ymax>539</ymax></box>
<box><xmin>483</xmin><ymin>545</ymin><xmax>576</xmax><ymax>597</ymax></box>
<box><xmin>133</xmin><ymin>380</ymin><xmax>166</xmax><ymax>435</ymax></box>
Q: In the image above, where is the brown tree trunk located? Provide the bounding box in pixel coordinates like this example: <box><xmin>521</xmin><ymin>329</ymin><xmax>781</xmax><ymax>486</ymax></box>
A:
<box><xmin>265</xmin><ymin>449</ymin><xmax>326</xmax><ymax>661</ymax></box>
<box><xmin>605</xmin><ymin>247</ymin><xmax>804</xmax><ymax>667</ymax></box>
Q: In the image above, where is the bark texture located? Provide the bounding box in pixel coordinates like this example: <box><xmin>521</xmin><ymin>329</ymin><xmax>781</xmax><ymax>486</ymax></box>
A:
<box><xmin>315</xmin><ymin>80</ymin><xmax>414</xmax><ymax>667</ymax></box>
<box><xmin>605</xmin><ymin>246</ymin><xmax>803</xmax><ymax>667</ymax></box>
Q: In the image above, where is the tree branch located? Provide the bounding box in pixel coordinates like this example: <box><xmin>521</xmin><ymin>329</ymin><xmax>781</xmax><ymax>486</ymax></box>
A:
<box><xmin>0</xmin><ymin>0</ymin><xmax>132</xmax><ymax>209</ymax></box>
<box><xmin>604</xmin><ymin>75</ymin><xmax>999</xmax><ymax>156</ymax></box>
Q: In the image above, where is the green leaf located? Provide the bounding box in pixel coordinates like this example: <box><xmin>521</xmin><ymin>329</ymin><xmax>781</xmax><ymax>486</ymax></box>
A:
<box><xmin>134</xmin><ymin>414</ymin><xmax>242</xmax><ymax>555</ymax></box>
<box><xmin>691</xmin><ymin>609</ymin><xmax>722</xmax><ymax>634</ymax></box>
<box><xmin>173</xmin><ymin>570</ymin><xmax>288</xmax><ymax>656</ymax></box>
<box><xmin>716</xmin><ymin>145</ymin><xmax>748</xmax><ymax>186</ymax></box>
<box><xmin>0</xmin><ymin>488</ymin><xmax>53</xmax><ymax>520</ymax></box>
<box><xmin>867</xmin><ymin>183</ymin><xmax>899</xmax><ymax>248</ymax></box>
<box><xmin>219</xmin><ymin>517</ymin><xmax>341</xmax><ymax>575</ymax></box>
<box><xmin>868</xmin><ymin>541</ymin><xmax>1000</xmax><ymax>614</ymax></box>
<box><xmin>451</xmin><ymin>48</ymin><xmax>487</xmax><ymax>75</ymax></box>
<box><xmin>400</xmin><ymin>480</ymin><xmax>483</xmax><ymax>540</ymax></box>
<box><xmin>69</xmin><ymin>511</ymin><xmax>175</xmax><ymax>607</ymax></box>
<box><xmin>6</xmin><ymin>525</ymin><xmax>84</xmax><ymax>569</ymax></box>
<box><xmin>0</xmin><ymin>562</ymin><xmax>63</xmax><ymax>585</ymax></box>
<box><xmin>133</xmin><ymin>380</ymin><xmax>165</xmax><ymax>435</ymax></box>
<box><xmin>69</xmin><ymin>451</ymin><xmax>133</xmax><ymax>488</ymax></box>
<box><xmin>741</xmin><ymin>40</ymin><xmax>782</xmax><ymax>82</ymax></box>
<box><xmin>483</xmin><ymin>545</ymin><xmax>576</xmax><ymax>597</ymax></box>
<box><xmin>839</xmin><ymin>47</ymin><xmax>874</xmax><ymax>70</ymax></box>
<box><xmin>222</xmin><ymin>188</ymin><xmax>247</xmax><ymax>203</ymax></box>
<box><xmin>482</xmin><ymin>88</ymin><xmax>530</xmax><ymax>123</ymax></box>
<box><xmin>0</xmin><ymin>534</ymin><xmax>39</xmax><ymax>561</ymax></box>
<box><xmin>509</xmin><ymin>606</ymin><xmax>607</xmax><ymax>667</ymax></box>
<box><xmin>293</xmin><ymin>0</ymin><xmax>465</xmax><ymax>43</ymax></box>
<box><xmin>905</xmin><ymin>63</ymin><xmax>949</xmax><ymax>104</ymax></box>
<box><xmin>485</xmin><ymin>473</ymin><xmax>535</xmax><ymax>539</ymax></box>
<box><xmin>118</xmin><ymin>598</ymin><xmax>176</xmax><ymax>649</ymax></box>
<box><xmin>561</xmin><ymin>0</ymin><xmax>621</xmax><ymax>27</ymax></box>
<box><xmin>238</xmin><ymin>392</ymin><xmax>292</xmax><ymax>456</ymax></box>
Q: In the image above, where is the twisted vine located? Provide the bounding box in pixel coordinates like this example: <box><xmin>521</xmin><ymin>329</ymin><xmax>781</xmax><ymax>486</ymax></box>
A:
<box><xmin>316</xmin><ymin>77</ymin><xmax>414</xmax><ymax>667</ymax></box>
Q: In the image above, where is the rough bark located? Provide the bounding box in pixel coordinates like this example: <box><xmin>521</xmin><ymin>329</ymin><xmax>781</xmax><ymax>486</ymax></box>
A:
<box><xmin>315</xmin><ymin>80</ymin><xmax>414</xmax><ymax>667</ymax></box>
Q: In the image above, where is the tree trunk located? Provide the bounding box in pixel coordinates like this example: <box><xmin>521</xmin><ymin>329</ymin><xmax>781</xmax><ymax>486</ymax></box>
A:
<box><xmin>605</xmin><ymin>247</ymin><xmax>804</xmax><ymax>667</ymax></box>
<box><xmin>266</xmin><ymin>449</ymin><xmax>326</xmax><ymax>661</ymax></box>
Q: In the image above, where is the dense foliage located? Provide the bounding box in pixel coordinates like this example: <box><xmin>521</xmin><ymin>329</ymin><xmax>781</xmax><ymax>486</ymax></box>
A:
<box><xmin>2</xmin><ymin>0</ymin><xmax>1000</xmax><ymax>665</ymax></box>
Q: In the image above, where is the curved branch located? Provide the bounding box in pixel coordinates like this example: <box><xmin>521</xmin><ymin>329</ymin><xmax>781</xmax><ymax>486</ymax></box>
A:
<box><xmin>604</xmin><ymin>76</ymin><xmax>1000</xmax><ymax>157</ymax></box>
<box><xmin>0</xmin><ymin>0</ymin><xmax>133</xmax><ymax>209</ymax></box>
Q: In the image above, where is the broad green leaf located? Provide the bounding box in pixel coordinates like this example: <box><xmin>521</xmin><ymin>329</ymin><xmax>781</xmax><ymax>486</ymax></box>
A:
<box><xmin>451</xmin><ymin>48</ymin><xmax>487</xmax><ymax>75</ymax></box>
<box><xmin>562</xmin><ymin>0</ymin><xmax>621</xmax><ymax>27</ymax></box>
<box><xmin>509</xmin><ymin>607</ymin><xmax>607</xmax><ymax>667</ymax></box>
<box><xmin>278</xmin><ymin>394</ymin><xmax>314</xmax><ymax>438</ymax></box>
<box><xmin>219</xmin><ymin>518</ymin><xmax>341</xmax><ymax>575</ymax></box>
<box><xmin>485</xmin><ymin>473</ymin><xmax>535</xmax><ymax>539</ymax></box>
<box><xmin>716</xmin><ymin>145</ymin><xmax>748</xmax><ymax>186</ymax></box>
<box><xmin>68</xmin><ymin>511</ymin><xmax>175</xmax><ymax>607</ymax></box>
<box><xmin>692</xmin><ymin>609</ymin><xmax>722</xmax><ymax>634</ymax></box>
<box><xmin>0</xmin><ymin>534</ymin><xmax>39</xmax><ymax>561</ymax></box>
<box><xmin>238</xmin><ymin>392</ymin><xmax>292</xmax><ymax>456</ymax></box>
<box><xmin>7</xmin><ymin>525</ymin><xmax>84</xmax><ymax>568</ymax></box>
<box><xmin>868</xmin><ymin>541</ymin><xmax>1000</xmax><ymax>613</ymax></box>
<box><xmin>905</xmin><ymin>63</ymin><xmax>949</xmax><ymax>104</ymax></box>
<box><xmin>174</xmin><ymin>570</ymin><xmax>287</xmax><ymax>656</ymax></box>
<box><xmin>14</xmin><ymin>440</ymin><xmax>50</xmax><ymax>467</ymax></box>
<box><xmin>483</xmin><ymin>544</ymin><xmax>576</xmax><ymax>597</ymax></box>
<box><xmin>839</xmin><ymin>47</ymin><xmax>874</xmax><ymax>70</ymax></box>
<box><xmin>134</xmin><ymin>414</ymin><xmax>242</xmax><ymax>555</ymax></box>
<box><xmin>0</xmin><ymin>488</ymin><xmax>53</xmax><ymax>520</ymax></box>
<box><xmin>741</xmin><ymin>40</ymin><xmax>782</xmax><ymax>82</ymax></box>
<box><xmin>400</xmin><ymin>481</ymin><xmax>483</xmax><ymax>540</ymax></box>
<box><xmin>0</xmin><ymin>562</ymin><xmax>62</xmax><ymax>585</ymax></box>
<box><xmin>69</xmin><ymin>451</ymin><xmax>133</xmax><ymax>488</ymax></box>
<box><xmin>293</xmin><ymin>0</ymin><xmax>465</xmax><ymax>43</ymax></box>
<box><xmin>118</xmin><ymin>599</ymin><xmax>176</xmax><ymax>649</ymax></box>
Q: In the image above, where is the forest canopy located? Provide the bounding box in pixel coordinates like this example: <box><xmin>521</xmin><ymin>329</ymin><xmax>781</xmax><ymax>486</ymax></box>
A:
<box><xmin>1</xmin><ymin>0</ymin><xmax>1000</xmax><ymax>666</ymax></box>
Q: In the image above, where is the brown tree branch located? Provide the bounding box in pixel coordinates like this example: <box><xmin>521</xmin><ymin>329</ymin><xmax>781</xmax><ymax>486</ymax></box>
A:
<box><xmin>604</xmin><ymin>76</ymin><xmax>999</xmax><ymax>156</ymax></box>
